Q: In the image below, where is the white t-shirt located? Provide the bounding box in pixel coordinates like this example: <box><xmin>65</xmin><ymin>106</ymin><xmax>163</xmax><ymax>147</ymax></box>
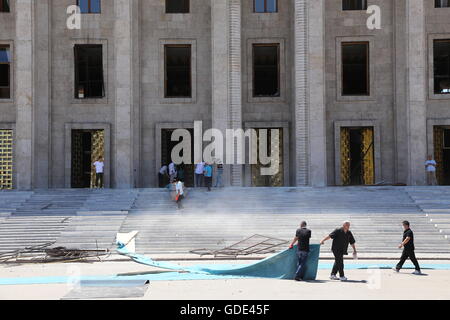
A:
<box><xmin>425</xmin><ymin>160</ymin><xmax>437</xmax><ymax>172</ymax></box>
<box><xmin>176</xmin><ymin>181</ymin><xmax>184</xmax><ymax>195</ymax></box>
<box><xmin>169</xmin><ymin>163</ymin><xmax>177</xmax><ymax>175</ymax></box>
<box><xmin>195</xmin><ymin>162</ymin><xmax>205</xmax><ymax>174</ymax></box>
<box><xmin>94</xmin><ymin>161</ymin><xmax>104</xmax><ymax>173</ymax></box>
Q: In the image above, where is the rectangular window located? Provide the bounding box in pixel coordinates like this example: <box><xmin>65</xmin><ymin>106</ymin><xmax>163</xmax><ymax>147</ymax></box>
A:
<box><xmin>434</xmin><ymin>40</ymin><xmax>450</xmax><ymax>94</ymax></box>
<box><xmin>0</xmin><ymin>45</ymin><xmax>10</xmax><ymax>99</ymax></box>
<box><xmin>0</xmin><ymin>0</ymin><xmax>10</xmax><ymax>12</ymax></box>
<box><xmin>164</xmin><ymin>45</ymin><xmax>192</xmax><ymax>98</ymax></box>
<box><xmin>342</xmin><ymin>42</ymin><xmax>370</xmax><ymax>96</ymax></box>
<box><xmin>74</xmin><ymin>44</ymin><xmax>105</xmax><ymax>99</ymax></box>
<box><xmin>343</xmin><ymin>0</ymin><xmax>368</xmax><ymax>10</ymax></box>
<box><xmin>254</xmin><ymin>0</ymin><xmax>277</xmax><ymax>13</ymax></box>
<box><xmin>435</xmin><ymin>0</ymin><xmax>450</xmax><ymax>8</ymax></box>
<box><xmin>77</xmin><ymin>0</ymin><xmax>101</xmax><ymax>14</ymax></box>
<box><xmin>166</xmin><ymin>0</ymin><xmax>189</xmax><ymax>14</ymax></box>
<box><xmin>253</xmin><ymin>44</ymin><xmax>280</xmax><ymax>97</ymax></box>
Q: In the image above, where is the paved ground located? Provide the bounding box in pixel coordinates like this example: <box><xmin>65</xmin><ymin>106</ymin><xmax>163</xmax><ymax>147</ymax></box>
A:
<box><xmin>1</xmin><ymin>259</ymin><xmax>449</xmax><ymax>300</ymax></box>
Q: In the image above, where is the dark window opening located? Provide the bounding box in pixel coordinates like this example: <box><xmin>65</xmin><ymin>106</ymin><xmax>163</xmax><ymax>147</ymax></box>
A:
<box><xmin>74</xmin><ymin>44</ymin><xmax>105</xmax><ymax>99</ymax></box>
<box><xmin>435</xmin><ymin>0</ymin><xmax>450</xmax><ymax>8</ymax></box>
<box><xmin>0</xmin><ymin>45</ymin><xmax>10</xmax><ymax>99</ymax></box>
<box><xmin>164</xmin><ymin>45</ymin><xmax>192</xmax><ymax>98</ymax></box>
<box><xmin>343</xmin><ymin>0</ymin><xmax>368</xmax><ymax>10</ymax></box>
<box><xmin>342</xmin><ymin>42</ymin><xmax>370</xmax><ymax>96</ymax></box>
<box><xmin>0</xmin><ymin>0</ymin><xmax>10</xmax><ymax>12</ymax></box>
<box><xmin>77</xmin><ymin>0</ymin><xmax>101</xmax><ymax>14</ymax></box>
<box><xmin>254</xmin><ymin>0</ymin><xmax>277</xmax><ymax>13</ymax></box>
<box><xmin>434</xmin><ymin>40</ymin><xmax>450</xmax><ymax>94</ymax></box>
<box><xmin>253</xmin><ymin>44</ymin><xmax>280</xmax><ymax>97</ymax></box>
<box><xmin>166</xmin><ymin>0</ymin><xmax>189</xmax><ymax>13</ymax></box>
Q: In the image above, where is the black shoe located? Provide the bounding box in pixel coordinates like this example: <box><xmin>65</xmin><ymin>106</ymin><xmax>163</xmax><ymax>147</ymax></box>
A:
<box><xmin>294</xmin><ymin>277</ymin><xmax>302</xmax><ymax>281</ymax></box>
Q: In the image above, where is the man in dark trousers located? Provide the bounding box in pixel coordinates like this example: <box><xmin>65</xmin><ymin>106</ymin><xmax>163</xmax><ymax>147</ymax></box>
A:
<box><xmin>393</xmin><ymin>221</ymin><xmax>421</xmax><ymax>274</ymax></box>
<box><xmin>289</xmin><ymin>221</ymin><xmax>311</xmax><ymax>281</ymax></box>
<box><xmin>320</xmin><ymin>221</ymin><xmax>357</xmax><ymax>281</ymax></box>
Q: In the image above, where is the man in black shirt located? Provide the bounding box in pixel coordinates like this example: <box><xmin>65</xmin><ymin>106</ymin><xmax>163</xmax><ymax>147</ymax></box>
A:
<box><xmin>289</xmin><ymin>221</ymin><xmax>311</xmax><ymax>281</ymax></box>
<box><xmin>320</xmin><ymin>221</ymin><xmax>357</xmax><ymax>281</ymax></box>
<box><xmin>393</xmin><ymin>221</ymin><xmax>421</xmax><ymax>274</ymax></box>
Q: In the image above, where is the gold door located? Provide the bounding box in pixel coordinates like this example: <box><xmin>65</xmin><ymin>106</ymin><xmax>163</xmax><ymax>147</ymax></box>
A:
<box><xmin>71</xmin><ymin>130</ymin><xmax>84</xmax><ymax>188</ymax></box>
<box><xmin>340</xmin><ymin>128</ymin><xmax>351</xmax><ymax>186</ymax></box>
<box><xmin>90</xmin><ymin>130</ymin><xmax>105</xmax><ymax>188</ymax></box>
<box><xmin>0</xmin><ymin>130</ymin><xmax>13</xmax><ymax>189</ymax></box>
<box><xmin>361</xmin><ymin>127</ymin><xmax>375</xmax><ymax>185</ymax></box>
<box><xmin>434</xmin><ymin>126</ymin><xmax>444</xmax><ymax>185</ymax></box>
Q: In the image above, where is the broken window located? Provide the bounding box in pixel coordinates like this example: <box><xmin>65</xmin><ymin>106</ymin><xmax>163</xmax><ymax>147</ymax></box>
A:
<box><xmin>254</xmin><ymin>0</ymin><xmax>277</xmax><ymax>13</ymax></box>
<box><xmin>74</xmin><ymin>44</ymin><xmax>105</xmax><ymax>99</ymax></box>
<box><xmin>436</xmin><ymin>0</ymin><xmax>450</xmax><ymax>8</ymax></box>
<box><xmin>165</xmin><ymin>45</ymin><xmax>191</xmax><ymax>98</ymax></box>
<box><xmin>253</xmin><ymin>44</ymin><xmax>280</xmax><ymax>97</ymax></box>
<box><xmin>0</xmin><ymin>0</ymin><xmax>10</xmax><ymax>12</ymax></box>
<box><xmin>166</xmin><ymin>0</ymin><xmax>189</xmax><ymax>14</ymax></box>
<box><xmin>342</xmin><ymin>42</ymin><xmax>370</xmax><ymax>96</ymax></box>
<box><xmin>77</xmin><ymin>0</ymin><xmax>101</xmax><ymax>14</ymax></box>
<box><xmin>434</xmin><ymin>40</ymin><xmax>450</xmax><ymax>94</ymax></box>
<box><xmin>343</xmin><ymin>0</ymin><xmax>367</xmax><ymax>10</ymax></box>
<box><xmin>0</xmin><ymin>45</ymin><xmax>10</xmax><ymax>99</ymax></box>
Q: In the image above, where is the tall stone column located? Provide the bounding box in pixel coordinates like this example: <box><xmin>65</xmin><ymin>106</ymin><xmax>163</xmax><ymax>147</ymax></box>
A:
<box><xmin>307</xmin><ymin>0</ymin><xmax>327</xmax><ymax>187</ymax></box>
<box><xmin>406</xmin><ymin>0</ymin><xmax>427</xmax><ymax>185</ymax></box>
<box><xmin>293</xmin><ymin>0</ymin><xmax>309</xmax><ymax>186</ymax></box>
<box><xmin>114</xmin><ymin>0</ymin><xmax>135</xmax><ymax>188</ymax></box>
<box><xmin>15</xmin><ymin>0</ymin><xmax>34</xmax><ymax>190</ymax></box>
<box><xmin>211</xmin><ymin>0</ymin><xmax>242</xmax><ymax>186</ymax></box>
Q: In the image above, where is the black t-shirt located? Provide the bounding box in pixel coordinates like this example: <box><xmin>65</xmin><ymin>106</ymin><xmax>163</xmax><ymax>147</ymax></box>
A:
<box><xmin>296</xmin><ymin>228</ymin><xmax>311</xmax><ymax>252</ymax></box>
<box><xmin>329</xmin><ymin>228</ymin><xmax>356</xmax><ymax>255</ymax></box>
<box><xmin>403</xmin><ymin>228</ymin><xmax>415</xmax><ymax>250</ymax></box>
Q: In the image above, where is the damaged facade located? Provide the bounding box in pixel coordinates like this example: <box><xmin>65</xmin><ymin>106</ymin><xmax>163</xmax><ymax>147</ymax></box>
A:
<box><xmin>1</xmin><ymin>0</ymin><xmax>450</xmax><ymax>189</ymax></box>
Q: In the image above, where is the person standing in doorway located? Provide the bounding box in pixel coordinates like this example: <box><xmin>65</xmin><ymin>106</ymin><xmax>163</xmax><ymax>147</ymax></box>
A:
<box><xmin>214</xmin><ymin>160</ymin><xmax>224</xmax><ymax>188</ymax></box>
<box><xmin>393</xmin><ymin>221</ymin><xmax>421</xmax><ymax>275</ymax></box>
<box><xmin>320</xmin><ymin>221</ymin><xmax>357</xmax><ymax>281</ymax></box>
<box><xmin>204</xmin><ymin>163</ymin><xmax>213</xmax><ymax>192</ymax></box>
<box><xmin>169</xmin><ymin>161</ymin><xmax>177</xmax><ymax>184</ymax></box>
<box><xmin>195</xmin><ymin>161</ymin><xmax>205</xmax><ymax>188</ymax></box>
<box><xmin>159</xmin><ymin>164</ymin><xmax>169</xmax><ymax>187</ymax></box>
<box><xmin>93</xmin><ymin>158</ymin><xmax>105</xmax><ymax>188</ymax></box>
<box><xmin>425</xmin><ymin>155</ymin><xmax>437</xmax><ymax>186</ymax></box>
<box><xmin>289</xmin><ymin>221</ymin><xmax>311</xmax><ymax>281</ymax></box>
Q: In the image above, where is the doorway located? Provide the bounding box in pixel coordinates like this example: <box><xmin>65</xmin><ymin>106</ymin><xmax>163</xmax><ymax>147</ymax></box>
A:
<box><xmin>340</xmin><ymin>127</ymin><xmax>374</xmax><ymax>185</ymax></box>
<box><xmin>71</xmin><ymin>129</ymin><xmax>104</xmax><ymax>188</ymax></box>
<box><xmin>251</xmin><ymin>128</ymin><xmax>284</xmax><ymax>187</ymax></box>
<box><xmin>0</xmin><ymin>129</ymin><xmax>13</xmax><ymax>189</ymax></box>
<box><xmin>160</xmin><ymin>128</ymin><xmax>194</xmax><ymax>187</ymax></box>
<box><xmin>433</xmin><ymin>126</ymin><xmax>450</xmax><ymax>185</ymax></box>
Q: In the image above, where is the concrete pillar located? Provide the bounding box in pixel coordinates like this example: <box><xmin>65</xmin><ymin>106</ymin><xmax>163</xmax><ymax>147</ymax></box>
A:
<box><xmin>15</xmin><ymin>0</ymin><xmax>34</xmax><ymax>190</ymax></box>
<box><xmin>406</xmin><ymin>0</ymin><xmax>427</xmax><ymax>185</ymax></box>
<box><xmin>211</xmin><ymin>0</ymin><xmax>242</xmax><ymax>186</ymax></box>
<box><xmin>114</xmin><ymin>0</ymin><xmax>135</xmax><ymax>188</ymax></box>
<box><xmin>307</xmin><ymin>0</ymin><xmax>327</xmax><ymax>187</ymax></box>
<box><xmin>293</xmin><ymin>0</ymin><xmax>309</xmax><ymax>186</ymax></box>
<box><xmin>33</xmin><ymin>0</ymin><xmax>51</xmax><ymax>188</ymax></box>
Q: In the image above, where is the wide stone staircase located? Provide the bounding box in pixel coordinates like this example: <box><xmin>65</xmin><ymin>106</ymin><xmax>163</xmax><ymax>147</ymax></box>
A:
<box><xmin>120</xmin><ymin>187</ymin><xmax>450</xmax><ymax>256</ymax></box>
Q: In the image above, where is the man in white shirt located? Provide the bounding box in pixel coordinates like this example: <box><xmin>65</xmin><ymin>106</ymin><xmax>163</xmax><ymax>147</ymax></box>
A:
<box><xmin>175</xmin><ymin>178</ymin><xmax>184</xmax><ymax>209</ymax></box>
<box><xmin>93</xmin><ymin>158</ymin><xmax>105</xmax><ymax>188</ymax></box>
<box><xmin>425</xmin><ymin>155</ymin><xmax>437</xmax><ymax>186</ymax></box>
<box><xmin>168</xmin><ymin>162</ymin><xmax>177</xmax><ymax>183</ymax></box>
<box><xmin>194</xmin><ymin>161</ymin><xmax>205</xmax><ymax>188</ymax></box>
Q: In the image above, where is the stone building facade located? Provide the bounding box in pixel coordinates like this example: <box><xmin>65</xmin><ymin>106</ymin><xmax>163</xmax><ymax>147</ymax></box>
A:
<box><xmin>0</xmin><ymin>0</ymin><xmax>450</xmax><ymax>190</ymax></box>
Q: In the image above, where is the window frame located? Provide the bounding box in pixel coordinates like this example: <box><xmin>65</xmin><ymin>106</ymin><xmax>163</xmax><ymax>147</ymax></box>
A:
<box><xmin>341</xmin><ymin>41</ymin><xmax>370</xmax><ymax>96</ymax></box>
<box><xmin>0</xmin><ymin>0</ymin><xmax>10</xmax><ymax>13</ymax></box>
<box><xmin>342</xmin><ymin>0</ymin><xmax>368</xmax><ymax>11</ymax></box>
<box><xmin>435</xmin><ymin>0</ymin><xmax>450</xmax><ymax>8</ymax></box>
<box><xmin>253</xmin><ymin>0</ymin><xmax>278</xmax><ymax>13</ymax></box>
<box><xmin>0</xmin><ymin>44</ymin><xmax>11</xmax><ymax>101</ymax></box>
<box><xmin>74</xmin><ymin>44</ymin><xmax>105</xmax><ymax>100</ymax></box>
<box><xmin>164</xmin><ymin>44</ymin><xmax>192</xmax><ymax>99</ymax></box>
<box><xmin>76</xmin><ymin>0</ymin><xmax>101</xmax><ymax>14</ymax></box>
<box><xmin>165</xmin><ymin>0</ymin><xmax>190</xmax><ymax>14</ymax></box>
<box><xmin>252</xmin><ymin>43</ymin><xmax>281</xmax><ymax>98</ymax></box>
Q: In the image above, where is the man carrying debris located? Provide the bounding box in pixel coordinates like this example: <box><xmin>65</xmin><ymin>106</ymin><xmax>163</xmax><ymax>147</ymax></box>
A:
<box><xmin>289</xmin><ymin>221</ymin><xmax>311</xmax><ymax>281</ymax></box>
<box><xmin>320</xmin><ymin>221</ymin><xmax>357</xmax><ymax>281</ymax></box>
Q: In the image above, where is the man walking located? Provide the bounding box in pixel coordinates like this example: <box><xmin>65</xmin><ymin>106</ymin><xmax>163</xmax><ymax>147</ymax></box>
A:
<box><xmin>320</xmin><ymin>221</ymin><xmax>357</xmax><ymax>281</ymax></box>
<box><xmin>175</xmin><ymin>178</ymin><xmax>184</xmax><ymax>210</ymax></box>
<box><xmin>93</xmin><ymin>158</ymin><xmax>104</xmax><ymax>188</ymax></box>
<box><xmin>204</xmin><ymin>163</ymin><xmax>213</xmax><ymax>192</ymax></box>
<box><xmin>195</xmin><ymin>161</ymin><xmax>205</xmax><ymax>188</ymax></box>
<box><xmin>393</xmin><ymin>221</ymin><xmax>421</xmax><ymax>275</ymax></box>
<box><xmin>289</xmin><ymin>221</ymin><xmax>311</xmax><ymax>281</ymax></box>
<box><xmin>425</xmin><ymin>155</ymin><xmax>437</xmax><ymax>186</ymax></box>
